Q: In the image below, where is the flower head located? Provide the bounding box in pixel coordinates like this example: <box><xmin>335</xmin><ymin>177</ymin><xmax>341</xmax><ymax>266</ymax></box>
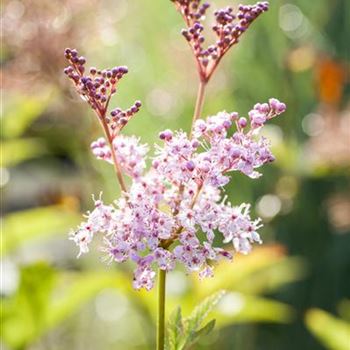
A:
<box><xmin>65</xmin><ymin>1</ymin><xmax>286</xmax><ymax>291</ymax></box>
<box><xmin>70</xmin><ymin>98</ymin><xmax>286</xmax><ymax>290</ymax></box>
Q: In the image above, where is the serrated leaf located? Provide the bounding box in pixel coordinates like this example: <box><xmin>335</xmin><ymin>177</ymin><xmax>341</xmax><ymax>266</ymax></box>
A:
<box><xmin>195</xmin><ymin>319</ymin><xmax>216</xmax><ymax>337</ymax></box>
<box><xmin>185</xmin><ymin>319</ymin><xmax>216</xmax><ymax>349</ymax></box>
<box><xmin>185</xmin><ymin>290</ymin><xmax>225</xmax><ymax>333</ymax></box>
<box><xmin>180</xmin><ymin>290</ymin><xmax>225</xmax><ymax>349</ymax></box>
<box><xmin>166</xmin><ymin>306</ymin><xmax>184</xmax><ymax>350</ymax></box>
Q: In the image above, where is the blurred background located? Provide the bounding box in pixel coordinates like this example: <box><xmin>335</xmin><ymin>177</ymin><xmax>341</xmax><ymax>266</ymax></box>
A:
<box><xmin>1</xmin><ymin>0</ymin><xmax>350</xmax><ymax>349</ymax></box>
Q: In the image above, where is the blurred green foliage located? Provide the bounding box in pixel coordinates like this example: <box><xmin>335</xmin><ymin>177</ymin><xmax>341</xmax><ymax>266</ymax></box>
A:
<box><xmin>3</xmin><ymin>206</ymin><xmax>80</xmax><ymax>255</ymax></box>
<box><xmin>1</xmin><ymin>247</ymin><xmax>304</xmax><ymax>350</ymax></box>
<box><xmin>305</xmin><ymin>308</ymin><xmax>350</xmax><ymax>350</ymax></box>
<box><xmin>1</xmin><ymin>263</ymin><xmax>129</xmax><ymax>349</ymax></box>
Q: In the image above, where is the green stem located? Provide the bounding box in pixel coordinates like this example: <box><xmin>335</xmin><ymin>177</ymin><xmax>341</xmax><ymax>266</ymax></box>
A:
<box><xmin>157</xmin><ymin>269</ymin><xmax>166</xmax><ymax>350</ymax></box>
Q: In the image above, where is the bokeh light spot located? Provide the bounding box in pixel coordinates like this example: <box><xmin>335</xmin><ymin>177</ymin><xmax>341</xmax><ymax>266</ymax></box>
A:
<box><xmin>256</xmin><ymin>194</ymin><xmax>282</xmax><ymax>219</ymax></box>
<box><xmin>0</xmin><ymin>167</ymin><xmax>10</xmax><ymax>187</ymax></box>
<box><xmin>218</xmin><ymin>292</ymin><xmax>244</xmax><ymax>316</ymax></box>
<box><xmin>95</xmin><ymin>289</ymin><xmax>129</xmax><ymax>322</ymax></box>
<box><xmin>302</xmin><ymin>113</ymin><xmax>325</xmax><ymax>137</ymax></box>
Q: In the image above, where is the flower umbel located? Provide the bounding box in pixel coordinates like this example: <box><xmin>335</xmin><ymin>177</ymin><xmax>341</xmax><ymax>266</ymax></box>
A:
<box><xmin>65</xmin><ymin>1</ymin><xmax>286</xmax><ymax>292</ymax></box>
<box><xmin>68</xmin><ymin>92</ymin><xmax>285</xmax><ymax>290</ymax></box>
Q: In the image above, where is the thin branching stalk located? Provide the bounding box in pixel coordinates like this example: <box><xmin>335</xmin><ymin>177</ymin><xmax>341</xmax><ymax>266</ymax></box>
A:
<box><xmin>190</xmin><ymin>80</ymin><xmax>207</xmax><ymax>138</ymax></box>
<box><xmin>98</xmin><ymin>117</ymin><xmax>128</xmax><ymax>193</ymax></box>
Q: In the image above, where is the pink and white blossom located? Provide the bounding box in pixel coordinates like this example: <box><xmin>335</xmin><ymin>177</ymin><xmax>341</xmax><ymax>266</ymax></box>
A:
<box><xmin>70</xmin><ymin>98</ymin><xmax>284</xmax><ymax>289</ymax></box>
<box><xmin>65</xmin><ymin>24</ymin><xmax>286</xmax><ymax>289</ymax></box>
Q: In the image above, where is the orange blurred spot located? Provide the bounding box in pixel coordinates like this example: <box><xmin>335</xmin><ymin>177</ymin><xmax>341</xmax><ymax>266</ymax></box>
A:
<box><xmin>317</xmin><ymin>58</ymin><xmax>346</xmax><ymax>105</ymax></box>
<box><xmin>59</xmin><ymin>195</ymin><xmax>80</xmax><ymax>212</ymax></box>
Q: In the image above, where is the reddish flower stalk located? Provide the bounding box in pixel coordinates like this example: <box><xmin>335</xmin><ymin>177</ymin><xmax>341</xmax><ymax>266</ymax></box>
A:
<box><xmin>64</xmin><ymin>48</ymin><xmax>142</xmax><ymax>193</ymax></box>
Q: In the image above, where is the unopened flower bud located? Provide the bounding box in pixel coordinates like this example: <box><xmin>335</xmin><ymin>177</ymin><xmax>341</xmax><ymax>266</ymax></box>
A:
<box><xmin>186</xmin><ymin>160</ymin><xmax>195</xmax><ymax>171</ymax></box>
<box><xmin>238</xmin><ymin>117</ymin><xmax>247</xmax><ymax>128</ymax></box>
<box><xmin>231</xmin><ymin>112</ymin><xmax>239</xmax><ymax>121</ymax></box>
<box><xmin>159</xmin><ymin>130</ymin><xmax>173</xmax><ymax>141</ymax></box>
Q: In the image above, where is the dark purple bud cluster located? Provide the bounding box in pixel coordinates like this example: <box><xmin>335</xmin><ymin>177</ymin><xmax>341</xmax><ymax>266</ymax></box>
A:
<box><xmin>109</xmin><ymin>100</ymin><xmax>142</xmax><ymax>132</ymax></box>
<box><xmin>64</xmin><ymin>48</ymin><xmax>128</xmax><ymax>112</ymax></box>
<box><xmin>174</xmin><ymin>0</ymin><xmax>210</xmax><ymax>22</ymax></box>
<box><xmin>64</xmin><ymin>48</ymin><xmax>141</xmax><ymax>138</ymax></box>
<box><xmin>159</xmin><ymin>129</ymin><xmax>174</xmax><ymax>141</ymax></box>
<box><xmin>213</xmin><ymin>2</ymin><xmax>269</xmax><ymax>52</ymax></box>
<box><xmin>173</xmin><ymin>1</ymin><xmax>269</xmax><ymax>82</ymax></box>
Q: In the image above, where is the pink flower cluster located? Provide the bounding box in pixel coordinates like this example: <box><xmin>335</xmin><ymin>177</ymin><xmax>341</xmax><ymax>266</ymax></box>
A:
<box><xmin>65</xmin><ymin>0</ymin><xmax>286</xmax><ymax>291</ymax></box>
<box><xmin>70</xmin><ymin>99</ymin><xmax>285</xmax><ymax>290</ymax></box>
<box><xmin>91</xmin><ymin>136</ymin><xmax>148</xmax><ymax>178</ymax></box>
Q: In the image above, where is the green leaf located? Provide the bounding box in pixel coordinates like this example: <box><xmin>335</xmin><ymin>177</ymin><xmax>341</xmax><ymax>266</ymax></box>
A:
<box><xmin>166</xmin><ymin>291</ymin><xmax>225</xmax><ymax>350</ymax></box>
<box><xmin>184</xmin><ymin>290</ymin><xmax>225</xmax><ymax>334</ymax></box>
<box><xmin>305</xmin><ymin>308</ymin><xmax>350</xmax><ymax>350</ymax></box>
<box><xmin>180</xmin><ymin>290</ymin><xmax>225</xmax><ymax>349</ymax></box>
<box><xmin>166</xmin><ymin>307</ymin><xmax>184</xmax><ymax>350</ymax></box>
<box><xmin>2</xmin><ymin>205</ymin><xmax>80</xmax><ymax>255</ymax></box>
<box><xmin>185</xmin><ymin>319</ymin><xmax>216</xmax><ymax>349</ymax></box>
<box><xmin>195</xmin><ymin>319</ymin><xmax>216</xmax><ymax>338</ymax></box>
